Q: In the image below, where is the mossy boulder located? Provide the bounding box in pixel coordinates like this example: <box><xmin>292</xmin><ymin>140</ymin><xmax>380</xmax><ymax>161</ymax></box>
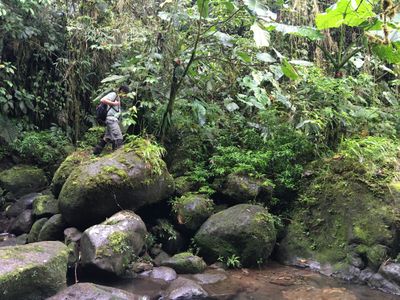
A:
<box><xmin>58</xmin><ymin>148</ymin><xmax>174</xmax><ymax>229</ymax></box>
<box><xmin>172</xmin><ymin>193</ymin><xmax>214</xmax><ymax>231</ymax></box>
<box><xmin>51</xmin><ymin>151</ymin><xmax>89</xmax><ymax>198</ymax></box>
<box><xmin>27</xmin><ymin>218</ymin><xmax>48</xmax><ymax>243</ymax></box>
<box><xmin>161</xmin><ymin>252</ymin><xmax>207</xmax><ymax>274</ymax></box>
<box><xmin>5</xmin><ymin>193</ymin><xmax>41</xmax><ymax>218</ymax></box>
<box><xmin>194</xmin><ymin>204</ymin><xmax>277</xmax><ymax>267</ymax></box>
<box><xmin>0</xmin><ymin>166</ymin><xmax>47</xmax><ymax>197</ymax></box>
<box><xmin>48</xmin><ymin>282</ymin><xmax>148</xmax><ymax>300</ymax></box>
<box><xmin>0</xmin><ymin>241</ymin><xmax>69</xmax><ymax>300</ymax></box>
<box><xmin>278</xmin><ymin>156</ymin><xmax>400</xmax><ymax>273</ymax></box>
<box><xmin>80</xmin><ymin>210</ymin><xmax>147</xmax><ymax>276</ymax></box>
<box><xmin>215</xmin><ymin>173</ymin><xmax>273</xmax><ymax>204</ymax></box>
<box><xmin>9</xmin><ymin>210</ymin><xmax>33</xmax><ymax>235</ymax></box>
<box><xmin>32</xmin><ymin>194</ymin><xmax>59</xmax><ymax>218</ymax></box>
<box><xmin>38</xmin><ymin>214</ymin><xmax>67</xmax><ymax>242</ymax></box>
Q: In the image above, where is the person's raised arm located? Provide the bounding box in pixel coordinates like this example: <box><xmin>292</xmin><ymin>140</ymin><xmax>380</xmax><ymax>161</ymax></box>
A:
<box><xmin>100</xmin><ymin>97</ymin><xmax>120</xmax><ymax>106</ymax></box>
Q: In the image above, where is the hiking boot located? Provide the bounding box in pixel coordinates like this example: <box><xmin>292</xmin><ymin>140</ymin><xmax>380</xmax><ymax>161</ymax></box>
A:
<box><xmin>112</xmin><ymin>139</ymin><xmax>123</xmax><ymax>150</ymax></box>
<box><xmin>93</xmin><ymin>139</ymin><xmax>107</xmax><ymax>155</ymax></box>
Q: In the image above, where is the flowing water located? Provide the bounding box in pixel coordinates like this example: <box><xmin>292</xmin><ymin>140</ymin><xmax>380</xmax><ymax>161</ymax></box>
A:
<box><xmin>78</xmin><ymin>262</ymin><xmax>400</xmax><ymax>300</ymax></box>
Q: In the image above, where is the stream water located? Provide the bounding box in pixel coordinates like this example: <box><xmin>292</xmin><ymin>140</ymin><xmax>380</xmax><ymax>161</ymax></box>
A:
<box><xmin>76</xmin><ymin>262</ymin><xmax>400</xmax><ymax>300</ymax></box>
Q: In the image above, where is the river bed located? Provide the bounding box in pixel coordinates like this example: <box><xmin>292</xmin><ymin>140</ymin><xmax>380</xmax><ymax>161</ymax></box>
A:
<box><xmin>77</xmin><ymin>262</ymin><xmax>400</xmax><ymax>300</ymax></box>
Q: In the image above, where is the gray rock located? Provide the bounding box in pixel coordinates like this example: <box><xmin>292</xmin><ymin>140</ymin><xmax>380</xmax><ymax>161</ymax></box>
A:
<box><xmin>165</xmin><ymin>277</ymin><xmax>208</xmax><ymax>300</ymax></box>
<box><xmin>27</xmin><ymin>218</ymin><xmax>48</xmax><ymax>243</ymax></box>
<box><xmin>379</xmin><ymin>262</ymin><xmax>400</xmax><ymax>285</ymax></box>
<box><xmin>9</xmin><ymin>209</ymin><xmax>33</xmax><ymax>235</ymax></box>
<box><xmin>141</xmin><ymin>266</ymin><xmax>177</xmax><ymax>281</ymax></box>
<box><xmin>0</xmin><ymin>241</ymin><xmax>69</xmax><ymax>300</ymax></box>
<box><xmin>64</xmin><ymin>227</ymin><xmax>82</xmax><ymax>243</ymax></box>
<box><xmin>154</xmin><ymin>250</ymin><xmax>171</xmax><ymax>267</ymax></box>
<box><xmin>0</xmin><ymin>166</ymin><xmax>47</xmax><ymax>197</ymax></box>
<box><xmin>32</xmin><ymin>194</ymin><xmax>59</xmax><ymax>218</ymax></box>
<box><xmin>5</xmin><ymin>193</ymin><xmax>41</xmax><ymax>218</ymax></box>
<box><xmin>192</xmin><ymin>272</ymin><xmax>227</xmax><ymax>284</ymax></box>
<box><xmin>161</xmin><ymin>252</ymin><xmax>207</xmax><ymax>274</ymax></box>
<box><xmin>172</xmin><ymin>193</ymin><xmax>214</xmax><ymax>231</ymax></box>
<box><xmin>38</xmin><ymin>214</ymin><xmax>67</xmax><ymax>241</ymax></box>
<box><xmin>194</xmin><ymin>204</ymin><xmax>277</xmax><ymax>267</ymax></box>
<box><xmin>80</xmin><ymin>210</ymin><xmax>147</xmax><ymax>276</ymax></box>
<box><xmin>15</xmin><ymin>233</ymin><xmax>27</xmax><ymax>245</ymax></box>
<box><xmin>216</xmin><ymin>173</ymin><xmax>273</xmax><ymax>204</ymax></box>
<box><xmin>48</xmin><ymin>282</ymin><xmax>149</xmax><ymax>300</ymax></box>
<box><xmin>58</xmin><ymin>148</ymin><xmax>174</xmax><ymax>228</ymax></box>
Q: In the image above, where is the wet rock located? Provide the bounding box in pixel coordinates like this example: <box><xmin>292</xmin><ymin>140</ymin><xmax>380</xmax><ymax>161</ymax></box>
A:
<box><xmin>131</xmin><ymin>262</ymin><xmax>153</xmax><ymax>273</ymax></box>
<box><xmin>172</xmin><ymin>193</ymin><xmax>214</xmax><ymax>231</ymax></box>
<box><xmin>379</xmin><ymin>262</ymin><xmax>400</xmax><ymax>285</ymax></box>
<box><xmin>282</xmin><ymin>287</ymin><xmax>357</xmax><ymax>300</ymax></box>
<box><xmin>0</xmin><ymin>233</ymin><xmax>17</xmax><ymax>247</ymax></box>
<box><xmin>48</xmin><ymin>282</ymin><xmax>149</xmax><ymax>300</ymax></box>
<box><xmin>9</xmin><ymin>209</ymin><xmax>33</xmax><ymax>235</ymax></box>
<box><xmin>0</xmin><ymin>166</ymin><xmax>47</xmax><ymax>197</ymax></box>
<box><xmin>365</xmin><ymin>272</ymin><xmax>400</xmax><ymax>295</ymax></box>
<box><xmin>64</xmin><ymin>227</ymin><xmax>82</xmax><ymax>243</ymax></box>
<box><xmin>194</xmin><ymin>204</ymin><xmax>277</xmax><ymax>267</ymax></box>
<box><xmin>58</xmin><ymin>148</ymin><xmax>174</xmax><ymax>229</ymax></box>
<box><xmin>161</xmin><ymin>252</ymin><xmax>207</xmax><ymax>274</ymax></box>
<box><xmin>141</xmin><ymin>266</ymin><xmax>177</xmax><ymax>281</ymax></box>
<box><xmin>80</xmin><ymin>210</ymin><xmax>147</xmax><ymax>276</ymax></box>
<box><xmin>5</xmin><ymin>193</ymin><xmax>41</xmax><ymax>218</ymax></box>
<box><xmin>38</xmin><ymin>214</ymin><xmax>67</xmax><ymax>241</ymax></box>
<box><xmin>27</xmin><ymin>218</ymin><xmax>48</xmax><ymax>243</ymax></box>
<box><xmin>165</xmin><ymin>277</ymin><xmax>208</xmax><ymax>300</ymax></box>
<box><xmin>154</xmin><ymin>250</ymin><xmax>171</xmax><ymax>267</ymax></box>
<box><xmin>15</xmin><ymin>233</ymin><xmax>27</xmax><ymax>245</ymax></box>
<box><xmin>32</xmin><ymin>194</ymin><xmax>59</xmax><ymax>218</ymax></box>
<box><xmin>215</xmin><ymin>173</ymin><xmax>273</xmax><ymax>204</ymax></box>
<box><xmin>192</xmin><ymin>272</ymin><xmax>227</xmax><ymax>284</ymax></box>
<box><xmin>0</xmin><ymin>241</ymin><xmax>68</xmax><ymax>300</ymax></box>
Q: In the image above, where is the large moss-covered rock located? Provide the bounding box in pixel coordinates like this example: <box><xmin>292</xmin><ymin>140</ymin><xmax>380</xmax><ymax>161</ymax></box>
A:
<box><xmin>38</xmin><ymin>214</ymin><xmax>67</xmax><ymax>241</ymax></box>
<box><xmin>215</xmin><ymin>173</ymin><xmax>273</xmax><ymax>204</ymax></box>
<box><xmin>58</xmin><ymin>148</ymin><xmax>174</xmax><ymax>228</ymax></box>
<box><xmin>278</xmin><ymin>156</ymin><xmax>400</xmax><ymax>273</ymax></box>
<box><xmin>194</xmin><ymin>204</ymin><xmax>277</xmax><ymax>267</ymax></box>
<box><xmin>51</xmin><ymin>151</ymin><xmax>89</xmax><ymax>198</ymax></box>
<box><xmin>0</xmin><ymin>241</ymin><xmax>68</xmax><ymax>300</ymax></box>
<box><xmin>32</xmin><ymin>194</ymin><xmax>59</xmax><ymax>218</ymax></box>
<box><xmin>80</xmin><ymin>210</ymin><xmax>147</xmax><ymax>276</ymax></box>
<box><xmin>0</xmin><ymin>166</ymin><xmax>47</xmax><ymax>197</ymax></box>
<box><xmin>27</xmin><ymin>218</ymin><xmax>48</xmax><ymax>243</ymax></box>
<box><xmin>172</xmin><ymin>193</ymin><xmax>214</xmax><ymax>231</ymax></box>
<box><xmin>161</xmin><ymin>252</ymin><xmax>207</xmax><ymax>274</ymax></box>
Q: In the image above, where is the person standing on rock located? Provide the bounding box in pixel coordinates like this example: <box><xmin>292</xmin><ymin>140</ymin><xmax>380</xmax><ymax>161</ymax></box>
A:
<box><xmin>93</xmin><ymin>85</ymin><xmax>130</xmax><ymax>155</ymax></box>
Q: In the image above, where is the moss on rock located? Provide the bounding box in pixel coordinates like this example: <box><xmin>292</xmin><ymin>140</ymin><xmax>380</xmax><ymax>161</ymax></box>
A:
<box><xmin>32</xmin><ymin>195</ymin><xmax>59</xmax><ymax>218</ymax></box>
<box><xmin>278</xmin><ymin>154</ymin><xmax>400</xmax><ymax>271</ymax></box>
<box><xmin>0</xmin><ymin>166</ymin><xmax>47</xmax><ymax>197</ymax></box>
<box><xmin>0</xmin><ymin>241</ymin><xmax>68</xmax><ymax>300</ymax></box>
<box><xmin>161</xmin><ymin>252</ymin><xmax>207</xmax><ymax>274</ymax></box>
<box><xmin>194</xmin><ymin>204</ymin><xmax>277</xmax><ymax>267</ymax></box>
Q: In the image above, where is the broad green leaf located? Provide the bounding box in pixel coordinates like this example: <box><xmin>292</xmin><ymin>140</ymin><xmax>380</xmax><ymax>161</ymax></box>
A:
<box><xmin>197</xmin><ymin>0</ymin><xmax>209</xmax><ymax>18</ymax></box>
<box><xmin>244</xmin><ymin>0</ymin><xmax>276</xmax><ymax>21</ymax></box>
<box><xmin>256</xmin><ymin>52</ymin><xmax>276</xmax><ymax>63</ymax></box>
<box><xmin>225</xmin><ymin>102</ymin><xmax>239</xmax><ymax>112</ymax></box>
<box><xmin>266</xmin><ymin>23</ymin><xmax>324</xmax><ymax>41</ymax></box>
<box><xmin>214</xmin><ymin>31</ymin><xmax>234</xmax><ymax>47</ymax></box>
<box><xmin>101</xmin><ymin>74</ymin><xmax>128</xmax><ymax>83</ymax></box>
<box><xmin>236</xmin><ymin>51</ymin><xmax>252</xmax><ymax>63</ymax></box>
<box><xmin>281</xmin><ymin>59</ymin><xmax>299</xmax><ymax>80</ymax></box>
<box><xmin>372</xmin><ymin>44</ymin><xmax>400</xmax><ymax>64</ymax></box>
<box><xmin>251</xmin><ymin>22</ymin><xmax>270</xmax><ymax>47</ymax></box>
<box><xmin>315</xmin><ymin>0</ymin><xmax>376</xmax><ymax>30</ymax></box>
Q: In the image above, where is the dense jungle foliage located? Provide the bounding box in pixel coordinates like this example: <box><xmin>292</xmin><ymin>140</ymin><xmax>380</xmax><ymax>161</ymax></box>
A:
<box><xmin>1</xmin><ymin>0</ymin><xmax>400</xmax><ymax>217</ymax></box>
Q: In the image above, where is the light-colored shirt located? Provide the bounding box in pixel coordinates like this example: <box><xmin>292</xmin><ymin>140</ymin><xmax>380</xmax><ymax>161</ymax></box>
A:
<box><xmin>104</xmin><ymin>92</ymin><xmax>121</xmax><ymax>119</ymax></box>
